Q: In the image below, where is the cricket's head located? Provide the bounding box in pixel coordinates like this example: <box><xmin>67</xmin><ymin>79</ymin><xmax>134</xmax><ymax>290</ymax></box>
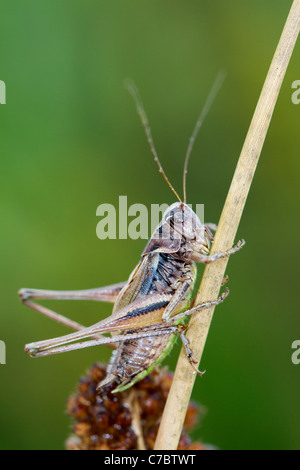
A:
<box><xmin>143</xmin><ymin>202</ymin><xmax>213</xmax><ymax>261</ymax></box>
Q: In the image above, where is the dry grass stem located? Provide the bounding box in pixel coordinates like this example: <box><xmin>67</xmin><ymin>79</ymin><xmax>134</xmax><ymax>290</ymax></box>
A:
<box><xmin>127</xmin><ymin>390</ymin><xmax>147</xmax><ymax>450</ymax></box>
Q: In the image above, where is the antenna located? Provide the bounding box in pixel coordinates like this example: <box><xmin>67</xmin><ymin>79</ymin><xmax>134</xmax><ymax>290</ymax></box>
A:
<box><xmin>125</xmin><ymin>79</ymin><xmax>182</xmax><ymax>203</ymax></box>
<box><xmin>183</xmin><ymin>71</ymin><xmax>227</xmax><ymax>203</ymax></box>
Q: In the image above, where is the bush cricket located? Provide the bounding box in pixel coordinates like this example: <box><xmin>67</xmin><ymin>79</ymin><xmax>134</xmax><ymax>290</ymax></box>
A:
<box><xmin>19</xmin><ymin>77</ymin><xmax>245</xmax><ymax>393</ymax></box>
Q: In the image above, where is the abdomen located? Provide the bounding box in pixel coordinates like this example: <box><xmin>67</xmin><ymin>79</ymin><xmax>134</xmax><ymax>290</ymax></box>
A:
<box><xmin>98</xmin><ymin>331</ymin><xmax>173</xmax><ymax>391</ymax></box>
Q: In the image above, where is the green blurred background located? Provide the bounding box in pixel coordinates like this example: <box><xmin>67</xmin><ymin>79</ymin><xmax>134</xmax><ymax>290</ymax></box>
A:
<box><xmin>0</xmin><ymin>0</ymin><xmax>299</xmax><ymax>450</ymax></box>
